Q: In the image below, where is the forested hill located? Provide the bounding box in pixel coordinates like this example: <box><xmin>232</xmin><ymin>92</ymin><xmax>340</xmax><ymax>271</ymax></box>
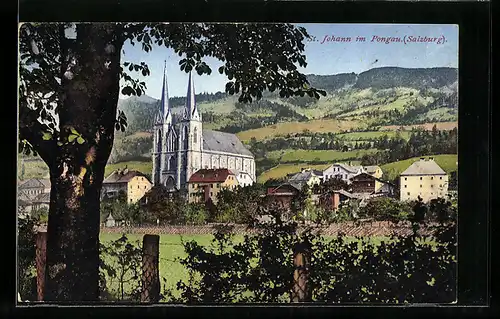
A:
<box><xmin>353</xmin><ymin>67</ymin><xmax>458</xmax><ymax>90</ymax></box>
<box><xmin>120</xmin><ymin>67</ymin><xmax>458</xmax><ymax>107</ymax></box>
<box><xmin>116</xmin><ymin>66</ymin><xmax>458</xmax><ymax>135</ymax></box>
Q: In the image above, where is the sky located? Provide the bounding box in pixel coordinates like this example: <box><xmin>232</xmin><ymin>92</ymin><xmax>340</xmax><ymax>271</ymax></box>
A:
<box><xmin>119</xmin><ymin>23</ymin><xmax>458</xmax><ymax>100</ymax></box>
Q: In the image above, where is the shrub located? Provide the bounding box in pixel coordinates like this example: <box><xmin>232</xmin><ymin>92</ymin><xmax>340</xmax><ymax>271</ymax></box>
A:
<box><xmin>164</xmin><ymin>199</ymin><xmax>456</xmax><ymax>303</ymax></box>
<box><xmin>99</xmin><ymin>235</ymin><xmax>143</xmax><ymax>301</ymax></box>
<box><xmin>17</xmin><ymin>212</ymin><xmax>38</xmax><ymax>301</ymax></box>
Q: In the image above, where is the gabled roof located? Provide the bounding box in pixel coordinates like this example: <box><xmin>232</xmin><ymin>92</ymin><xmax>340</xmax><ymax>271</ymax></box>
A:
<box><xmin>229</xmin><ymin>169</ymin><xmax>255</xmax><ymax>182</ymax></box>
<box><xmin>188</xmin><ymin>168</ymin><xmax>235</xmax><ymax>183</ymax></box>
<box><xmin>364</xmin><ymin>165</ymin><xmax>381</xmax><ymax>174</ymax></box>
<box><xmin>289</xmin><ymin>169</ymin><xmax>321</xmax><ymax>182</ymax></box>
<box><xmin>104</xmin><ymin>169</ymin><xmax>149</xmax><ymax>184</ymax></box>
<box><xmin>18</xmin><ymin>199</ymin><xmax>30</xmax><ymax>207</ymax></box>
<box><xmin>325</xmin><ymin>163</ymin><xmax>362</xmax><ymax>174</ymax></box>
<box><xmin>400</xmin><ymin>159</ymin><xmax>446</xmax><ymax>176</ymax></box>
<box><xmin>350</xmin><ymin>172</ymin><xmax>395</xmax><ymax>186</ymax></box>
<box><xmin>268</xmin><ymin>182</ymin><xmax>301</xmax><ymax>194</ymax></box>
<box><xmin>323</xmin><ymin>189</ymin><xmax>361</xmax><ymax>199</ymax></box>
<box><xmin>202</xmin><ymin>130</ymin><xmax>254</xmax><ymax>157</ymax></box>
<box><xmin>32</xmin><ymin>192</ymin><xmax>50</xmax><ymax>203</ymax></box>
<box><xmin>19</xmin><ymin>178</ymin><xmax>50</xmax><ymax>189</ymax></box>
<box><xmin>17</xmin><ymin>190</ymin><xmax>31</xmax><ymax>201</ymax></box>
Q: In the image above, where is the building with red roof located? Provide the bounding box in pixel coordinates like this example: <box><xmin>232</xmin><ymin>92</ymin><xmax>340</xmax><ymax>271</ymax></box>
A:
<box><xmin>187</xmin><ymin>168</ymin><xmax>239</xmax><ymax>204</ymax></box>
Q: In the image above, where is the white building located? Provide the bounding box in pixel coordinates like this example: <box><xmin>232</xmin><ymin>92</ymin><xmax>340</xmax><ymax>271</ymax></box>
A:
<box><xmin>322</xmin><ymin>163</ymin><xmax>365</xmax><ymax>184</ymax></box>
<box><xmin>152</xmin><ymin>63</ymin><xmax>256</xmax><ymax>193</ymax></box>
<box><xmin>399</xmin><ymin>157</ymin><xmax>449</xmax><ymax>202</ymax></box>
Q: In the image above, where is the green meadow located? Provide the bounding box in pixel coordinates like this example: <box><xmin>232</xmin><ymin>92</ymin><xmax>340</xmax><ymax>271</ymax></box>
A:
<box><xmin>99</xmin><ymin>232</ymin><xmax>403</xmax><ymax>299</ymax></box>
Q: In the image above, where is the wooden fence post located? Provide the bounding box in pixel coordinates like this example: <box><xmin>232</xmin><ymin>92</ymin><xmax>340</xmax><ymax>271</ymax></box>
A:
<box><xmin>35</xmin><ymin>231</ymin><xmax>47</xmax><ymax>302</ymax></box>
<box><xmin>291</xmin><ymin>241</ymin><xmax>311</xmax><ymax>303</ymax></box>
<box><xmin>141</xmin><ymin>234</ymin><xmax>160</xmax><ymax>303</ymax></box>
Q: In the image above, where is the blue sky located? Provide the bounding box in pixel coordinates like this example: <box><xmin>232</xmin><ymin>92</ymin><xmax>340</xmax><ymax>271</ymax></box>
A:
<box><xmin>120</xmin><ymin>23</ymin><xmax>458</xmax><ymax>99</ymax></box>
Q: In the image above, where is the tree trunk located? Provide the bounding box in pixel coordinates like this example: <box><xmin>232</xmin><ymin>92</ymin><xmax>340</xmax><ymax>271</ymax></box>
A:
<box><xmin>44</xmin><ymin>24</ymin><xmax>124</xmax><ymax>302</ymax></box>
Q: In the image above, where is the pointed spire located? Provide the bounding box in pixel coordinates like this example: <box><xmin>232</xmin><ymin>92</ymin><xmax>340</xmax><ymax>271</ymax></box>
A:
<box><xmin>161</xmin><ymin>60</ymin><xmax>172</xmax><ymax>125</ymax></box>
<box><xmin>182</xmin><ymin>71</ymin><xmax>200</xmax><ymax>121</ymax></box>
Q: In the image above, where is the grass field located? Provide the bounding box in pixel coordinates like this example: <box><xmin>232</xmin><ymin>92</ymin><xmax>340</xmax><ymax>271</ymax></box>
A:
<box><xmin>379</xmin><ymin>121</ymin><xmax>457</xmax><ymax>131</ymax></box>
<box><xmin>336</xmin><ymin>131</ymin><xmax>411</xmax><ymax>141</ymax></box>
<box><xmin>124</xmin><ymin>131</ymin><xmax>153</xmax><ymax>139</ymax></box>
<box><xmin>236</xmin><ymin>119</ymin><xmax>362</xmax><ymax>142</ymax></box>
<box><xmin>258</xmin><ymin>163</ymin><xmax>331</xmax><ymax>183</ymax></box>
<box><xmin>337</xmin><ymin>96</ymin><xmax>415</xmax><ymax>118</ymax></box>
<box><xmin>19</xmin><ymin>159</ymin><xmax>153</xmax><ymax>181</ymax></box>
<box><xmin>18</xmin><ymin>159</ymin><xmax>49</xmax><ymax>179</ymax></box>
<box><xmin>381</xmin><ymin>154</ymin><xmax>458</xmax><ymax>180</ymax></box>
<box><xmin>266</xmin><ymin>149</ymin><xmax>377</xmax><ymax>163</ymax></box>
<box><xmin>104</xmin><ymin>161</ymin><xmax>153</xmax><ymax>177</ymax></box>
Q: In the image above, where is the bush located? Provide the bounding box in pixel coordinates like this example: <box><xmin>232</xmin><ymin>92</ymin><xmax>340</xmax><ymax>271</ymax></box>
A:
<box><xmin>183</xmin><ymin>203</ymin><xmax>208</xmax><ymax>225</ymax></box>
<box><xmin>359</xmin><ymin>197</ymin><xmax>413</xmax><ymax>222</ymax></box>
<box><xmin>164</xmin><ymin>200</ymin><xmax>456</xmax><ymax>303</ymax></box>
<box><xmin>17</xmin><ymin>212</ymin><xmax>38</xmax><ymax>301</ymax></box>
<box><xmin>31</xmin><ymin>207</ymin><xmax>48</xmax><ymax>224</ymax></box>
<box><xmin>99</xmin><ymin>235</ymin><xmax>143</xmax><ymax>301</ymax></box>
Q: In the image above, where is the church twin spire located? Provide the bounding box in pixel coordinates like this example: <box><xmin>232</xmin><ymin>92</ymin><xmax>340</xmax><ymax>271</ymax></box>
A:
<box><xmin>155</xmin><ymin>61</ymin><xmax>199</xmax><ymax>125</ymax></box>
<box><xmin>161</xmin><ymin>60</ymin><xmax>172</xmax><ymax>126</ymax></box>
<box><xmin>182</xmin><ymin>71</ymin><xmax>200</xmax><ymax>122</ymax></box>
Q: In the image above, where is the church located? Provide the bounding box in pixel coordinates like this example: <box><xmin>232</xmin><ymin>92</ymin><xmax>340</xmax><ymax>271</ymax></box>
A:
<box><xmin>152</xmin><ymin>63</ymin><xmax>256</xmax><ymax>192</ymax></box>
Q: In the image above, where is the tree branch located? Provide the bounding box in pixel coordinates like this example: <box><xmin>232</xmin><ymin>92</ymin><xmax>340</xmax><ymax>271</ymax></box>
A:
<box><xmin>19</xmin><ymin>120</ymin><xmax>57</xmax><ymax>166</ymax></box>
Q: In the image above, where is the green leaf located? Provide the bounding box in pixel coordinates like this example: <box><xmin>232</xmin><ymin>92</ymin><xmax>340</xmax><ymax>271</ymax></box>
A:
<box><xmin>42</xmin><ymin>132</ymin><xmax>52</xmax><ymax>140</ymax></box>
<box><xmin>76</xmin><ymin>136</ymin><xmax>85</xmax><ymax>144</ymax></box>
<box><xmin>68</xmin><ymin>134</ymin><xmax>77</xmax><ymax>143</ymax></box>
<box><xmin>70</xmin><ymin>127</ymin><xmax>79</xmax><ymax>135</ymax></box>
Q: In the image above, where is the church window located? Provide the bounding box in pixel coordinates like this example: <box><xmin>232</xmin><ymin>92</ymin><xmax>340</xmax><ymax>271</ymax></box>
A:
<box><xmin>169</xmin><ymin>156</ymin><xmax>175</xmax><ymax>170</ymax></box>
<box><xmin>193</xmin><ymin>127</ymin><xmax>198</xmax><ymax>144</ymax></box>
<box><xmin>156</xmin><ymin>130</ymin><xmax>162</xmax><ymax>152</ymax></box>
<box><xmin>183</xmin><ymin>126</ymin><xmax>189</xmax><ymax>149</ymax></box>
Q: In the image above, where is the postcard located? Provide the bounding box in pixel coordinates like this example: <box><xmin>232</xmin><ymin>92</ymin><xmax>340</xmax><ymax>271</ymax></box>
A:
<box><xmin>18</xmin><ymin>22</ymin><xmax>458</xmax><ymax>304</ymax></box>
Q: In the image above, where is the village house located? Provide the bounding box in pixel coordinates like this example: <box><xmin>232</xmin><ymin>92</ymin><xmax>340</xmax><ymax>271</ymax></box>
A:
<box><xmin>399</xmin><ymin>157</ymin><xmax>448</xmax><ymax>202</ymax></box>
<box><xmin>349</xmin><ymin>173</ymin><xmax>396</xmax><ymax>197</ymax></box>
<box><xmin>17</xmin><ymin>178</ymin><xmax>51</xmax><ymax>213</ymax></box>
<box><xmin>265</xmin><ymin>183</ymin><xmax>301</xmax><ymax>210</ymax></box>
<box><xmin>319</xmin><ymin>189</ymin><xmax>361</xmax><ymax>212</ymax></box>
<box><xmin>187</xmin><ymin>168</ymin><xmax>239</xmax><ymax>205</ymax></box>
<box><xmin>322</xmin><ymin>162</ymin><xmax>383</xmax><ymax>184</ymax></box>
<box><xmin>364</xmin><ymin>165</ymin><xmax>383</xmax><ymax>179</ymax></box>
<box><xmin>288</xmin><ymin>168</ymin><xmax>323</xmax><ymax>189</ymax></box>
<box><xmin>102</xmin><ymin>168</ymin><xmax>153</xmax><ymax>204</ymax></box>
<box><xmin>231</xmin><ymin>169</ymin><xmax>255</xmax><ymax>187</ymax></box>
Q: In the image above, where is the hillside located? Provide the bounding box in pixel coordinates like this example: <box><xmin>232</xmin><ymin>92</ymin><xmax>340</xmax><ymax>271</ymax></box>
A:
<box><xmin>380</xmin><ymin>154</ymin><xmax>458</xmax><ymax>181</ymax></box>
<box><xmin>354</xmin><ymin>67</ymin><xmax>458</xmax><ymax>90</ymax></box>
<box><xmin>116</xmin><ymin>66</ymin><xmax>458</xmax><ymax>136</ymax></box>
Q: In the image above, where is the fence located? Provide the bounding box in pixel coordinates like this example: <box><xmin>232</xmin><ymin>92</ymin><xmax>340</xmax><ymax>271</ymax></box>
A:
<box><xmin>99</xmin><ymin>220</ymin><xmax>434</xmax><ymax>237</ymax></box>
<box><xmin>34</xmin><ymin>232</ymin><xmax>314</xmax><ymax>302</ymax></box>
<box><xmin>35</xmin><ymin>232</ymin><xmax>162</xmax><ymax>303</ymax></box>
